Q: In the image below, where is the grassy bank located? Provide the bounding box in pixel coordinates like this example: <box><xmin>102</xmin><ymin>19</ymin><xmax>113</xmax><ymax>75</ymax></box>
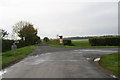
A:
<box><xmin>46</xmin><ymin>39</ymin><xmax>117</xmax><ymax>48</ymax></box>
<box><xmin>99</xmin><ymin>53</ymin><xmax>120</xmax><ymax>76</ymax></box>
<box><xmin>1</xmin><ymin>45</ymin><xmax>36</xmax><ymax>69</ymax></box>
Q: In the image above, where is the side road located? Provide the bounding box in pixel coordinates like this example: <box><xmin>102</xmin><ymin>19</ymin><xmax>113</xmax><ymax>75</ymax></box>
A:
<box><xmin>30</xmin><ymin>44</ymin><xmax>118</xmax><ymax>56</ymax></box>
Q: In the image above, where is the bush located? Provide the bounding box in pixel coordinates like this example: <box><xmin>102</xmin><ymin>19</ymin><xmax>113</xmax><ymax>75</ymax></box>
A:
<box><xmin>2</xmin><ymin>39</ymin><xmax>26</xmax><ymax>52</ymax></box>
<box><xmin>46</xmin><ymin>39</ymin><xmax>73</xmax><ymax>46</ymax></box>
<box><xmin>17</xmin><ymin>40</ymin><xmax>26</xmax><ymax>48</ymax></box>
<box><xmin>63</xmin><ymin>39</ymin><xmax>73</xmax><ymax>46</ymax></box>
<box><xmin>43</xmin><ymin>37</ymin><xmax>50</xmax><ymax>42</ymax></box>
<box><xmin>89</xmin><ymin>36</ymin><xmax>120</xmax><ymax>46</ymax></box>
<box><xmin>47</xmin><ymin>39</ymin><xmax>59</xmax><ymax>44</ymax></box>
<box><xmin>23</xmin><ymin>36</ymin><xmax>41</xmax><ymax>46</ymax></box>
<box><xmin>2</xmin><ymin>39</ymin><xmax>13</xmax><ymax>52</ymax></box>
<box><xmin>2</xmin><ymin>38</ymin><xmax>41</xmax><ymax>52</ymax></box>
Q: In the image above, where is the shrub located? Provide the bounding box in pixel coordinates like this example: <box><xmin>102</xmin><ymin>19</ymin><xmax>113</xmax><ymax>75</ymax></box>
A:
<box><xmin>2</xmin><ymin>39</ymin><xmax>13</xmax><ymax>52</ymax></box>
<box><xmin>63</xmin><ymin>39</ymin><xmax>73</xmax><ymax>46</ymax></box>
<box><xmin>89</xmin><ymin>36</ymin><xmax>120</xmax><ymax>46</ymax></box>
<box><xmin>43</xmin><ymin>37</ymin><xmax>50</xmax><ymax>42</ymax></box>
<box><xmin>46</xmin><ymin>39</ymin><xmax>73</xmax><ymax>46</ymax></box>
<box><xmin>17</xmin><ymin>40</ymin><xmax>26</xmax><ymax>48</ymax></box>
<box><xmin>47</xmin><ymin>39</ymin><xmax>59</xmax><ymax>44</ymax></box>
<box><xmin>2</xmin><ymin>39</ymin><xmax>25</xmax><ymax>52</ymax></box>
<box><xmin>2</xmin><ymin>38</ymin><xmax>41</xmax><ymax>52</ymax></box>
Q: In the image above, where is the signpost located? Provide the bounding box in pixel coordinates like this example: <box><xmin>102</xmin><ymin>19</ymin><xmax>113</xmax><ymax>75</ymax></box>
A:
<box><xmin>11</xmin><ymin>43</ymin><xmax>17</xmax><ymax>50</ymax></box>
<box><xmin>59</xmin><ymin>36</ymin><xmax>63</xmax><ymax>44</ymax></box>
<box><xmin>11</xmin><ymin>41</ymin><xmax>19</xmax><ymax>50</ymax></box>
<box><xmin>11</xmin><ymin>32</ymin><xmax>20</xmax><ymax>50</ymax></box>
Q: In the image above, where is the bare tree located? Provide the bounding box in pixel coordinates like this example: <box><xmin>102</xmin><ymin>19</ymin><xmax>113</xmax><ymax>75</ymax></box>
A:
<box><xmin>0</xmin><ymin>29</ymin><xmax>9</xmax><ymax>39</ymax></box>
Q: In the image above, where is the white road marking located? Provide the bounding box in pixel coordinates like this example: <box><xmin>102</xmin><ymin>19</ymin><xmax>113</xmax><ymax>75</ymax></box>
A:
<box><xmin>86</xmin><ymin>58</ymin><xmax>90</xmax><ymax>60</ymax></box>
<box><xmin>94</xmin><ymin>58</ymin><xmax>100</xmax><ymax>61</ymax></box>
<box><xmin>0</xmin><ymin>70</ymin><xmax>7</xmax><ymax>79</ymax></box>
<box><xmin>110</xmin><ymin>74</ymin><xmax>117</xmax><ymax>78</ymax></box>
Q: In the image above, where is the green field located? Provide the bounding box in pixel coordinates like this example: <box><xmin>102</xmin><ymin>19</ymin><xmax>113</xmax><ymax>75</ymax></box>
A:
<box><xmin>46</xmin><ymin>39</ymin><xmax>117</xmax><ymax>48</ymax></box>
<box><xmin>1</xmin><ymin>45</ymin><xmax>36</xmax><ymax>69</ymax></box>
<box><xmin>46</xmin><ymin>39</ymin><xmax>90</xmax><ymax>48</ymax></box>
<box><xmin>99</xmin><ymin>53</ymin><xmax>120</xmax><ymax>76</ymax></box>
<box><xmin>72</xmin><ymin>39</ymin><xmax>90</xmax><ymax>47</ymax></box>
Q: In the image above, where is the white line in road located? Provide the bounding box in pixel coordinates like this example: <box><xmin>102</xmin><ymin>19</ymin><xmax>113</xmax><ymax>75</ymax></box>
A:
<box><xmin>94</xmin><ymin>58</ymin><xmax>100</xmax><ymax>61</ymax></box>
<box><xmin>0</xmin><ymin>70</ymin><xmax>7</xmax><ymax>79</ymax></box>
<box><xmin>110</xmin><ymin>74</ymin><xmax>117</xmax><ymax>78</ymax></box>
<box><xmin>86</xmin><ymin>58</ymin><xmax>90</xmax><ymax>60</ymax></box>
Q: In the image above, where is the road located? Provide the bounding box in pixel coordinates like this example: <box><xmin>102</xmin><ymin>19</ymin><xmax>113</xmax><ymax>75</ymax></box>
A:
<box><xmin>2</xmin><ymin>46</ymin><xmax>118</xmax><ymax>78</ymax></box>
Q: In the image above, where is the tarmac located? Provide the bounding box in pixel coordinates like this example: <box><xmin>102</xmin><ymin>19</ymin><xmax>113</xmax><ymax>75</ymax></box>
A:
<box><xmin>2</xmin><ymin>45</ymin><xmax>118</xmax><ymax>78</ymax></box>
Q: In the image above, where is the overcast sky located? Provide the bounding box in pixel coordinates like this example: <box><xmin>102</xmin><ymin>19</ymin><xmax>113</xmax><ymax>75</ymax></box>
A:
<box><xmin>0</xmin><ymin>0</ymin><xmax>119</xmax><ymax>39</ymax></box>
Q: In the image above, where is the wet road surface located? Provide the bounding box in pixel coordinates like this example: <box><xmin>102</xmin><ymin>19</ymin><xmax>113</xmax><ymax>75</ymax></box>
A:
<box><xmin>2</xmin><ymin>46</ymin><xmax>118</xmax><ymax>78</ymax></box>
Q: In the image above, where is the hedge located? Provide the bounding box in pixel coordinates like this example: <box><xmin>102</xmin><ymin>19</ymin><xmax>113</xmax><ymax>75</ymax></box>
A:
<box><xmin>2</xmin><ymin>39</ymin><xmax>41</xmax><ymax>52</ymax></box>
<box><xmin>89</xmin><ymin>37</ymin><xmax>120</xmax><ymax>46</ymax></box>
<box><xmin>63</xmin><ymin>39</ymin><xmax>73</xmax><ymax>46</ymax></box>
<box><xmin>2</xmin><ymin>40</ymin><xmax>14</xmax><ymax>52</ymax></box>
<box><xmin>2</xmin><ymin>40</ymin><xmax>26</xmax><ymax>52</ymax></box>
<box><xmin>47</xmin><ymin>39</ymin><xmax>73</xmax><ymax>46</ymax></box>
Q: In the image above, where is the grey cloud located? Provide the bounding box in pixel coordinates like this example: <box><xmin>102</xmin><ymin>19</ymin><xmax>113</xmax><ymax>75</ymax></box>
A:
<box><xmin>0</xmin><ymin>1</ymin><xmax>118</xmax><ymax>38</ymax></box>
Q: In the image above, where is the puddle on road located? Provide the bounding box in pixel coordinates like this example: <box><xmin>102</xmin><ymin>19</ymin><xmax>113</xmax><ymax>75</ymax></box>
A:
<box><xmin>98</xmin><ymin>51</ymin><xmax>117</xmax><ymax>53</ymax></box>
<box><xmin>22</xmin><ymin>53</ymin><xmax>53</xmax><ymax>65</ymax></box>
<box><xmin>81</xmin><ymin>49</ymin><xmax>117</xmax><ymax>53</ymax></box>
<box><xmin>41</xmin><ymin>53</ymin><xmax>52</xmax><ymax>56</ymax></box>
<box><xmin>31</xmin><ymin>59</ymin><xmax>46</xmax><ymax>65</ymax></box>
<box><xmin>60</xmin><ymin>60</ymin><xmax>81</xmax><ymax>61</ymax></box>
<box><xmin>71</xmin><ymin>52</ymin><xmax>82</xmax><ymax>54</ymax></box>
<box><xmin>73</xmin><ymin>50</ymin><xmax>83</xmax><ymax>54</ymax></box>
<box><xmin>74</xmin><ymin>50</ymin><xmax>79</xmax><ymax>51</ymax></box>
<box><xmin>34</xmin><ymin>55</ymin><xmax>39</xmax><ymax>57</ymax></box>
<box><xmin>81</xmin><ymin>50</ymin><xmax>101</xmax><ymax>51</ymax></box>
<box><xmin>21</xmin><ymin>53</ymin><xmax>53</xmax><ymax>65</ymax></box>
<box><xmin>26</xmin><ymin>59</ymin><xmax>84</xmax><ymax>65</ymax></box>
<box><xmin>30</xmin><ymin>59</ymin><xmax>84</xmax><ymax>65</ymax></box>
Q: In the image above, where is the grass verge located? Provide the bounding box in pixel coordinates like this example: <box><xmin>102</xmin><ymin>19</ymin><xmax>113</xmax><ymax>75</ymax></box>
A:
<box><xmin>99</xmin><ymin>52</ymin><xmax>120</xmax><ymax>76</ymax></box>
<box><xmin>1</xmin><ymin>45</ymin><xmax>36</xmax><ymax>69</ymax></box>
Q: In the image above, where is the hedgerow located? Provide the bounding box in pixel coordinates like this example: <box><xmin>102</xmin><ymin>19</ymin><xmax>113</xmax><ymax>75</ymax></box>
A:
<box><xmin>89</xmin><ymin>36</ymin><xmax>120</xmax><ymax>46</ymax></box>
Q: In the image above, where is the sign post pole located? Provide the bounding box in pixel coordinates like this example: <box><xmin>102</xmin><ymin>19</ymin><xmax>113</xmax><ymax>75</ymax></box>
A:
<box><xmin>59</xmin><ymin>36</ymin><xmax>63</xmax><ymax>44</ymax></box>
